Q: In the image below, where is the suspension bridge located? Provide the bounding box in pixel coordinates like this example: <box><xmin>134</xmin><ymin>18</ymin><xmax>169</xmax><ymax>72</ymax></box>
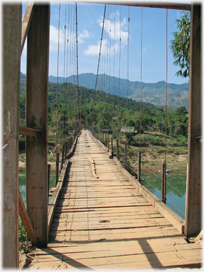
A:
<box><xmin>3</xmin><ymin>1</ymin><xmax>202</xmax><ymax>269</ymax></box>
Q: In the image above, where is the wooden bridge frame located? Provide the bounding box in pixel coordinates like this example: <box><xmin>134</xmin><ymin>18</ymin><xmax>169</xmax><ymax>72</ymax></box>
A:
<box><xmin>2</xmin><ymin>2</ymin><xmax>201</xmax><ymax>268</ymax></box>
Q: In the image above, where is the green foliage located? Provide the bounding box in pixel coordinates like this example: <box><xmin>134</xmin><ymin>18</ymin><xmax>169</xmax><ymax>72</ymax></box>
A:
<box><xmin>20</xmin><ymin>78</ymin><xmax>188</xmax><ymax>147</ymax></box>
<box><xmin>48</xmin><ymin>156</ymin><xmax>55</xmax><ymax>162</ymax></box>
<box><xmin>19</xmin><ymin>218</ymin><xmax>27</xmax><ymax>243</ymax></box>
<box><xmin>170</xmin><ymin>12</ymin><xmax>190</xmax><ymax>78</ymax></box>
<box><xmin>19</xmin><ymin>154</ymin><xmax>25</xmax><ymax>162</ymax></box>
<box><xmin>19</xmin><ymin>218</ymin><xmax>33</xmax><ymax>253</ymax></box>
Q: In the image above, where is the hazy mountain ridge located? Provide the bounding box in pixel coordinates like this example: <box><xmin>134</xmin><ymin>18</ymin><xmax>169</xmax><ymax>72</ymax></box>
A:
<box><xmin>21</xmin><ymin>72</ymin><xmax>189</xmax><ymax>108</ymax></box>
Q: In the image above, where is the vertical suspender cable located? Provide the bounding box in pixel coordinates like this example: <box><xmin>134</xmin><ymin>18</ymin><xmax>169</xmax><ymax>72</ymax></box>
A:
<box><xmin>118</xmin><ymin>5</ymin><xmax>121</xmax><ymax>122</ymax></box>
<box><xmin>127</xmin><ymin>6</ymin><xmax>130</xmax><ymax>111</ymax></box>
<box><xmin>69</xmin><ymin>5</ymin><xmax>73</xmax><ymax>117</ymax></box>
<box><xmin>94</xmin><ymin>5</ymin><xmax>106</xmax><ymax>131</ymax></box>
<box><xmin>66</xmin><ymin>3</ymin><xmax>70</xmax><ymax>136</ymax></box>
<box><xmin>75</xmin><ymin>3</ymin><xmax>79</xmax><ymax>127</ymax></box>
<box><xmin>56</xmin><ymin>3</ymin><xmax>61</xmax><ymax>150</ymax></box>
<box><xmin>95</xmin><ymin>5</ymin><xmax>106</xmax><ymax>91</ymax></box>
<box><xmin>139</xmin><ymin>7</ymin><xmax>143</xmax><ymax>149</ymax></box>
<box><xmin>63</xmin><ymin>4</ymin><xmax>67</xmax><ymax>140</ymax></box>
<box><xmin>106</xmin><ymin>5</ymin><xmax>109</xmax><ymax>94</ymax></box>
<box><xmin>113</xmin><ymin>5</ymin><xmax>116</xmax><ymax>107</ymax></box>
<box><xmin>165</xmin><ymin>9</ymin><xmax>168</xmax><ymax>163</ymax></box>
<box><xmin>109</xmin><ymin>6</ymin><xmax>112</xmax><ymax>96</ymax></box>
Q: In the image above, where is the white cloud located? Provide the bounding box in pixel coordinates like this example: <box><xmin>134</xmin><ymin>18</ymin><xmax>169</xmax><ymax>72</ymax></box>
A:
<box><xmin>78</xmin><ymin>30</ymin><xmax>91</xmax><ymax>44</ymax></box>
<box><xmin>84</xmin><ymin>39</ymin><xmax>119</xmax><ymax>56</ymax></box>
<box><xmin>84</xmin><ymin>12</ymin><xmax>128</xmax><ymax>56</ymax></box>
<box><xmin>98</xmin><ymin>13</ymin><xmax>129</xmax><ymax>46</ymax></box>
<box><xmin>49</xmin><ymin>25</ymin><xmax>91</xmax><ymax>51</ymax></box>
<box><xmin>49</xmin><ymin>25</ymin><xmax>64</xmax><ymax>52</ymax></box>
<box><xmin>84</xmin><ymin>40</ymin><xmax>101</xmax><ymax>56</ymax></box>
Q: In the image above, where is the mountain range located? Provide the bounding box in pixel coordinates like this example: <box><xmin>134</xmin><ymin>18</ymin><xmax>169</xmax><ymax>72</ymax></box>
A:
<box><xmin>22</xmin><ymin>72</ymin><xmax>189</xmax><ymax>109</ymax></box>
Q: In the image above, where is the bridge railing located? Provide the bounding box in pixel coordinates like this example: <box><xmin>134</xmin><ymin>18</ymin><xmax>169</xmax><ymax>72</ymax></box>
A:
<box><xmin>48</xmin><ymin>130</ymin><xmax>81</xmax><ymax>233</ymax></box>
<box><xmin>93</xmin><ymin>130</ymin><xmax>186</xmax><ymax>220</ymax></box>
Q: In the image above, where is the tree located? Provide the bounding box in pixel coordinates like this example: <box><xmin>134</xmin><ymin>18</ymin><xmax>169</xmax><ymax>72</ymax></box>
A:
<box><xmin>170</xmin><ymin>12</ymin><xmax>190</xmax><ymax>78</ymax></box>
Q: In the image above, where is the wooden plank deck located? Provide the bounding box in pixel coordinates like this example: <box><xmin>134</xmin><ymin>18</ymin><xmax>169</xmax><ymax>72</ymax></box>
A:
<box><xmin>28</xmin><ymin>130</ymin><xmax>202</xmax><ymax>269</ymax></box>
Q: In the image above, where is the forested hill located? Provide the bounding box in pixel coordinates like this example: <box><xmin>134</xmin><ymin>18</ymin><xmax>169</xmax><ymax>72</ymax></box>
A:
<box><xmin>20</xmin><ymin>73</ymin><xmax>188</xmax><ymax>140</ymax></box>
<box><xmin>20</xmin><ymin>73</ymin><xmax>155</xmax><ymax>113</ymax></box>
<box><xmin>48</xmin><ymin>73</ymin><xmax>189</xmax><ymax>109</ymax></box>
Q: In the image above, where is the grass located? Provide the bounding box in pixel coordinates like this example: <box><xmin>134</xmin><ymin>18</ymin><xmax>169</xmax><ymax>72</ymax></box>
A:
<box><xmin>19</xmin><ymin>218</ymin><xmax>34</xmax><ymax>254</ymax></box>
<box><xmin>111</xmin><ymin>132</ymin><xmax>188</xmax><ymax>174</ymax></box>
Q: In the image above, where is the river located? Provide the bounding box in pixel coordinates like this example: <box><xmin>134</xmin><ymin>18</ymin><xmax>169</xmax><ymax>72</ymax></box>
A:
<box><xmin>19</xmin><ymin>171</ymin><xmax>56</xmax><ymax>206</ymax></box>
<box><xmin>19</xmin><ymin>170</ymin><xmax>186</xmax><ymax>219</ymax></box>
<box><xmin>140</xmin><ymin>171</ymin><xmax>186</xmax><ymax>219</ymax></box>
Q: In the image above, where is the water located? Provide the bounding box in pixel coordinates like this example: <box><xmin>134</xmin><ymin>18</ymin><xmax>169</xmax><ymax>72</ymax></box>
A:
<box><xmin>140</xmin><ymin>171</ymin><xmax>186</xmax><ymax>219</ymax></box>
<box><xmin>19</xmin><ymin>170</ymin><xmax>186</xmax><ymax>220</ymax></box>
<box><xmin>19</xmin><ymin>171</ymin><xmax>56</xmax><ymax>206</ymax></box>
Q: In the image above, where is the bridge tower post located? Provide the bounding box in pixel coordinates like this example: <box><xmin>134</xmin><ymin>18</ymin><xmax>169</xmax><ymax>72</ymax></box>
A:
<box><xmin>3</xmin><ymin>4</ymin><xmax>22</xmax><ymax>268</ymax></box>
<box><xmin>184</xmin><ymin>4</ymin><xmax>201</xmax><ymax>237</ymax></box>
<box><xmin>26</xmin><ymin>4</ymin><xmax>50</xmax><ymax>247</ymax></box>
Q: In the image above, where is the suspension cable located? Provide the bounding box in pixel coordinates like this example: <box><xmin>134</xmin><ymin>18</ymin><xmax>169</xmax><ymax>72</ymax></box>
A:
<box><xmin>66</xmin><ymin>3</ymin><xmax>70</xmax><ymax>136</ymax></box>
<box><xmin>118</xmin><ymin>5</ymin><xmax>121</xmax><ymax>135</ymax></box>
<box><xmin>165</xmin><ymin>196</ymin><xmax>185</xmax><ymax>216</ymax></box>
<box><xmin>56</xmin><ymin>3</ymin><xmax>61</xmax><ymax>150</ymax></box>
<box><xmin>75</xmin><ymin>3</ymin><xmax>79</xmax><ymax>126</ymax></box>
<box><xmin>165</xmin><ymin>181</ymin><xmax>186</xmax><ymax>198</ymax></box>
<box><xmin>165</xmin><ymin>9</ymin><xmax>168</xmax><ymax>163</ymax></box>
<box><xmin>106</xmin><ymin>5</ymin><xmax>109</xmax><ymax>94</ymax></box>
<box><xmin>95</xmin><ymin>4</ymin><xmax>106</xmax><ymax>91</ymax></box>
<box><xmin>113</xmin><ymin>5</ymin><xmax>116</xmax><ymax>107</ymax></box>
<box><xmin>139</xmin><ymin>7</ymin><xmax>143</xmax><ymax>148</ymax></box>
<box><xmin>63</xmin><ymin>3</ymin><xmax>67</xmax><ymax>140</ymax></box>
<box><xmin>127</xmin><ymin>6</ymin><xmax>130</xmax><ymax>110</ymax></box>
<box><xmin>109</xmin><ymin>5</ymin><xmax>112</xmax><ymax>96</ymax></box>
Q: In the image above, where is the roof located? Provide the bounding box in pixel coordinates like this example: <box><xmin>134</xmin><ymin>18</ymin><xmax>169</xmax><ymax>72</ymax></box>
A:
<box><xmin>120</xmin><ymin>126</ymin><xmax>134</xmax><ymax>133</ymax></box>
<box><xmin>101</xmin><ymin>126</ymin><xmax>109</xmax><ymax>132</ymax></box>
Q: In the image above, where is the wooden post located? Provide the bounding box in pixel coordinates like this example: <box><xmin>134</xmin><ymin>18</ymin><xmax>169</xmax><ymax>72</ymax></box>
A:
<box><xmin>185</xmin><ymin>4</ymin><xmax>201</xmax><ymax>237</ymax></box>
<box><xmin>61</xmin><ymin>145</ymin><xmax>64</xmax><ymax>171</ymax></box>
<box><xmin>111</xmin><ymin>138</ymin><xmax>113</xmax><ymax>158</ymax></box>
<box><xmin>55</xmin><ymin>152</ymin><xmax>59</xmax><ymax>186</ymax></box>
<box><xmin>26</xmin><ymin>4</ymin><xmax>50</xmax><ymax>247</ymax></box>
<box><xmin>48</xmin><ymin>164</ymin><xmax>51</xmax><ymax>196</ymax></box>
<box><xmin>85</xmin><ymin>93</ymin><xmax>87</xmax><ymax>128</ymax></box>
<box><xmin>162</xmin><ymin>160</ymin><xmax>166</xmax><ymax>203</ymax></box>
<box><xmin>125</xmin><ymin>143</ymin><xmax>127</xmax><ymax>168</ymax></box>
<box><xmin>116</xmin><ymin>139</ymin><xmax>119</xmax><ymax>159</ymax></box>
<box><xmin>138</xmin><ymin>151</ymin><xmax>141</xmax><ymax>182</ymax></box>
<box><xmin>3</xmin><ymin>4</ymin><xmax>21</xmax><ymax>267</ymax></box>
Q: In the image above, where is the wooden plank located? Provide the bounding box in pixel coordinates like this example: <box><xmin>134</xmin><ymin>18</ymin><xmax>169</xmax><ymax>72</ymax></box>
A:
<box><xmin>21</xmin><ymin>2</ymin><xmax>34</xmax><ymax>54</ymax></box>
<box><xmin>50</xmin><ymin>218</ymin><xmax>172</xmax><ymax>231</ymax></box>
<box><xmin>19</xmin><ymin>125</ymin><xmax>42</xmax><ymax>136</ymax></box>
<box><xmin>29</xmin><ymin>130</ymin><xmax>202</xmax><ymax>269</ymax></box>
<box><xmin>19</xmin><ymin>190</ymin><xmax>37</xmax><ymax>244</ymax></box>
<box><xmin>30</xmin><ymin>250</ymin><xmax>201</xmax><ymax>269</ymax></box>
<box><xmin>31</xmin><ymin>241</ymin><xmax>201</xmax><ymax>258</ymax></box>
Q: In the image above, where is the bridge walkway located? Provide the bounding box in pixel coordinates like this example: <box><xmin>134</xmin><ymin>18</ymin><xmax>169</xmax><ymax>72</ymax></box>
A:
<box><xmin>28</xmin><ymin>130</ymin><xmax>202</xmax><ymax>269</ymax></box>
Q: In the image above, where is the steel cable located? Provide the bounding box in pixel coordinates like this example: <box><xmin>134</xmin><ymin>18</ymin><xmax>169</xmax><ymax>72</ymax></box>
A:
<box><xmin>165</xmin><ymin>181</ymin><xmax>186</xmax><ymax>198</ymax></box>
<box><xmin>56</xmin><ymin>3</ymin><xmax>61</xmax><ymax>150</ymax></box>
<box><xmin>165</xmin><ymin>196</ymin><xmax>185</xmax><ymax>216</ymax></box>
<box><xmin>95</xmin><ymin>5</ymin><xmax>106</xmax><ymax>91</ymax></box>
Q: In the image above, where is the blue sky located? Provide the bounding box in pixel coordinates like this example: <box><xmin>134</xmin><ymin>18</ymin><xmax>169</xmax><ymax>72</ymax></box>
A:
<box><xmin>21</xmin><ymin>2</ymin><xmax>190</xmax><ymax>84</ymax></box>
